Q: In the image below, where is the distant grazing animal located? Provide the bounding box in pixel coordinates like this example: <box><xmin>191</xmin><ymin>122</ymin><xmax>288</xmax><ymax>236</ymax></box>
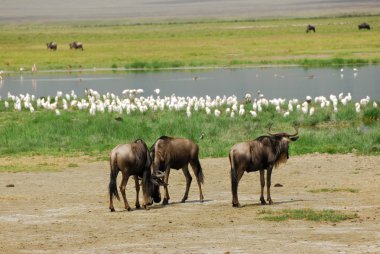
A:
<box><xmin>69</xmin><ymin>41</ymin><xmax>84</xmax><ymax>50</ymax></box>
<box><xmin>306</xmin><ymin>24</ymin><xmax>316</xmax><ymax>33</ymax></box>
<box><xmin>46</xmin><ymin>41</ymin><xmax>57</xmax><ymax>51</ymax></box>
<box><xmin>358</xmin><ymin>22</ymin><xmax>371</xmax><ymax>30</ymax></box>
<box><xmin>108</xmin><ymin>139</ymin><xmax>164</xmax><ymax>212</ymax></box>
<box><xmin>150</xmin><ymin>136</ymin><xmax>204</xmax><ymax>205</ymax></box>
<box><xmin>229</xmin><ymin>127</ymin><xmax>299</xmax><ymax>207</ymax></box>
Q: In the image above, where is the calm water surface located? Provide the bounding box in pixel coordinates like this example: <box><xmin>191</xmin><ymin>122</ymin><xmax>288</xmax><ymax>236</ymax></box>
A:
<box><xmin>1</xmin><ymin>66</ymin><xmax>379</xmax><ymax>100</ymax></box>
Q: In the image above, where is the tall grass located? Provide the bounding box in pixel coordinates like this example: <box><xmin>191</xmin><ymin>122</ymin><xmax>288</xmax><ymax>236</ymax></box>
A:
<box><xmin>1</xmin><ymin>15</ymin><xmax>380</xmax><ymax>71</ymax></box>
<box><xmin>0</xmin><ymin>101</ymin><xmax>379</xmax><ymax>157</ymax></box>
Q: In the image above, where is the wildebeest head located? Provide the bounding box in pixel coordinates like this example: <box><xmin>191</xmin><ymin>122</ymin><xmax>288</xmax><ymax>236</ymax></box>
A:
<box><xmin>267</xmin><ymin>126</ymin><xmax>299</xmax><ymax>164</ymax></box>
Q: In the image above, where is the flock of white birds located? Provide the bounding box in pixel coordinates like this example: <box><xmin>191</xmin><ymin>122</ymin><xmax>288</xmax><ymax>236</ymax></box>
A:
<box><xmin>1</xmin><ymin>86</ymin><xmax>378</xmax><ymax>118</ymax></box>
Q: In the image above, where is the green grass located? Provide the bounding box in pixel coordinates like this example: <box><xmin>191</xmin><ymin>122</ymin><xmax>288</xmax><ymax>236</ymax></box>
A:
<box><xmin>258</xmin><ymin>209</ymin><xmax>358</xmax><ymax>222</ymax></box>
<box><xmin>0</xmin><ymin>100</ymin><xmax>379</xmax><ymax>158</ymax></box>
<box><xmin>1</xmin><ymin>15</ymin><xmax>380</xmax><ymax>71</ymax></box>
<box><xmin>307</xmin><ymin>188</ymin><xmax>359</xmax><ymax>193</ymax></box>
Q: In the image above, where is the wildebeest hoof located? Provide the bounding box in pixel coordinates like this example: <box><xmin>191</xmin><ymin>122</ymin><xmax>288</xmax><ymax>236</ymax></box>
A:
<box><xmin>162</xmin><ymin>199</ymin><xmax>169</xmax><ymax>205</ymax></box>
<box><xmin>110</xmin><ymin>208</ymin><xmax>115</xmax><ymax>212</ymax></box>
<box><xmin>260</xmin><ymin>199</ymin><xmax>267</xmax><ymax>205</ymax></box>
<box><xmin>126</xmin><ymin>207</ymin><xmax>132</xmax><ymax>211</ymax></box>
<box><xmin>232</xmin><ymin>203</ymin><xmax>241</xmax><ymax>208</ymax></box>
<box><xmin>135</xmin><ymin>205</ymin><xmax>141</xmax><ymax>209</ymax></box>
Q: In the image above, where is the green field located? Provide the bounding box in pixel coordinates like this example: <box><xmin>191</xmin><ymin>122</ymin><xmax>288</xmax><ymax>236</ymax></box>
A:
<box><xmin>0</xmin><ymin>99</ymin><xmax>379</xmax><ymax>160</ymax></box>
<box><xmin>1</xmin><ymin>15</ymin><xmax>380</xmax><ymax>71</ymax></box>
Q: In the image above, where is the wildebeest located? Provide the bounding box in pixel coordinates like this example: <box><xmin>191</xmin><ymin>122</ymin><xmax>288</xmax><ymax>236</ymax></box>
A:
<box><xmin>229</xmin><ymin>127</ymin><xmax>299</xmax><ymax>207</ymax></box>
<box><xmin>108</xmin><ymin>139</ymin><xmax>164</xmax><ymax>212</ymax></box>
<box><xmin>46</xmin><ymin>41</ymin><xmax>57</xmax><ymax>51</ymax></box>
<box><xmin>306</xmin><ymin>24</ymin><xmax>316</xmax><ymax>33</ymax></box>
<box><xmin>358</xmin><ymin>22</ymin><xmax>371</xmax><ymax>30</ymax></box>
<box><xmin>150</xmin><ymin>136</ymin><xmax>204</xmax><ymax>205</ymax></box>
<box><xmin>69</xmin><ymin>41</ymin><xmax>84</xmax><ymax>50</ymax></box>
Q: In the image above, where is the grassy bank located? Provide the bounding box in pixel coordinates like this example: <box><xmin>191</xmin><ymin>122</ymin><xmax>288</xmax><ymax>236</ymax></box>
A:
<box><xmin>1</xmin><ymin>15</ymin><xmax>380</xmax><ymax>71</ymax></box>
<box><xmin>0</xmin><ymin>100</ymin><xmax>379</xmax><ymax>158</ymax></box>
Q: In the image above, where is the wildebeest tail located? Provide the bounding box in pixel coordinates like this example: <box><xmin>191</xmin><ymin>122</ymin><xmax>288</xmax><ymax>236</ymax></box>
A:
<box><xmin>230</xmin><ymin>152</ymin><xmax>238</xmax><ymax>197</ymax></box>
<box><xmin>194</xmin><ymin>158</ymin><xmax>204</xmax><ymax>184</ymax></box>
<box><xmin>109</xmin><ymin>155</ymin><xmax>120</xmax><ymax>201</ymax></box>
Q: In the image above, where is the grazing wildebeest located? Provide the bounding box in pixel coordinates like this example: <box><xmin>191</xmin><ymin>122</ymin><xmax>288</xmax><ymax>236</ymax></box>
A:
<box><xmin>108</xmin><ymin>139</ymin><xmax>163</xmax><ymax>212</ymax></box>
<box><xmin>69</xmin><ymin>41</ymin><xmax>84</xmax><ymax>50</ymax></box>
<box><xmin>46</xmin><ymin>41</ymin><xmax>57</xmax><ymax>51</ymax></box>
<box><xmin>306</xmin><ymin>24</ymin><xmax>316</xmax><ymax>33</ymax></box>
<box><xmin>150</xmin><ymin>136</ymin><xmax>204</xmax><ymax>205</ymax></box>
<box><xmin>358</xmin><ymin>22</ymin><xmax>371</xmax><ymax>30</ymax></box>
<box><xmin>229</xmin><ymin>127</ymin><xmax>299</xmax><ymax>207</ymax></box>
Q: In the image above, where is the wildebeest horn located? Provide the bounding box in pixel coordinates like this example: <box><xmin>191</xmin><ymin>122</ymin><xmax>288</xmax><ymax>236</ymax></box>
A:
<box><xmin>267</xmin><ymin>125</ymin><xmax>276</xmax><ymax>136</ymax></box>
<box><xmin>287</xmin><ymin>126</ymin><xmax>299</xmax><ymax>137</ymax></box>
<box><xmin>152</xmin><ymin>175</ymin><xmax>168</xmax><ymax>186</ymax></box>
<box><xmin>154</xmin><ymin>171</ymin><xmax>165</xmax><ymax>179</ymax></box>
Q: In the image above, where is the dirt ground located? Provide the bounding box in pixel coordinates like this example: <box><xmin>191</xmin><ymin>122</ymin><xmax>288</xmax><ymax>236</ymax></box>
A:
<box><xmin>1</xmin><ymin>154</ymin><xmax>380</xmax><ymax>253</ymax></box>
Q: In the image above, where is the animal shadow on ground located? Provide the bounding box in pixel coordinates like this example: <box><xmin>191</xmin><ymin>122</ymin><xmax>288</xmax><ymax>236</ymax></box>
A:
<box><xmin>113</xmin><ymin>205</ymin><xmax>166</xmax><ymax>212</ymax></box>
<box><xmin>164</xmin><ymin>199</ymin><xmax>213</xmax><ymax>206</ymax></box>
<box><xmin>241</xmin><ymin>199</ymin><xmax>305</xmax><ymax>208</ymax></box>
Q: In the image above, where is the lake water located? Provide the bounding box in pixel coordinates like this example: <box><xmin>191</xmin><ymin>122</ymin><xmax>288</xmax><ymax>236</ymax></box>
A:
<box><xmin>0</xmin><ymin>65</ymin><xmax>379</xmax><ymax>100</ymax></box>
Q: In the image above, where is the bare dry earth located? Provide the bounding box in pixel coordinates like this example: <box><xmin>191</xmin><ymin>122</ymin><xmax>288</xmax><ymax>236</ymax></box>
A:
<box><xmin>1</xmin><ymin>154</ymin><xmax>380</xmax><ymax>254</ymax></box>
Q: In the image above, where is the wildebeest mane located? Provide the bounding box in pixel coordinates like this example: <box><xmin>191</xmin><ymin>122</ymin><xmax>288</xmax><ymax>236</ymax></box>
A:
<box><xmin>254</xmin><ymin>135</ymin><xmax>288</xmax><ymax>168</ymax></box>
<box><xmin>150</xmin><ymin>136</ymin><xmax>173</xmax><ymax>171</ymax></box>
<box><xmin>133</xmin><ymin>139</ymin><xmax>150</xmax><ymax>177</ymax></box>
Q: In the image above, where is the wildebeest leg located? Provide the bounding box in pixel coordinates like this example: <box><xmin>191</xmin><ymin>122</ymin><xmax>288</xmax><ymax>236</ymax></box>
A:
<box><xmin>232</xmin><ymin>169</ymin><xmax>245</xmax><ymax>207</ymax></box>
<box><xmin>162</xmin><ymin>167</ymin><xmax>171</xmax><ymax>205</ymax></box>
<box><xmin>181</xmin><ymin>164</ymin><xmax>192</xmax><ymax>203</ymax></box>
<box><xmin>266</xmin><ymin>166</ymin><xmax>273</xmax><ymax>205</ymax></box>
<box><xmin>190</xmin><ymin>160</ymin><xmax>204</xmax><ymax>202</ymax></box>
<box><xmin>120</xmin><ymin>172</ymin><xmax>132</xmax><ymax>211</ymax></box>
<box><xmin>260</xmin><ymin>170</ymin><xmax>267</xmax><ymax>205</ymax></box>
<box><xmin>134</xmin><ymin>175</ymin><xmax>141</xmax><ymax>209</ymax></box>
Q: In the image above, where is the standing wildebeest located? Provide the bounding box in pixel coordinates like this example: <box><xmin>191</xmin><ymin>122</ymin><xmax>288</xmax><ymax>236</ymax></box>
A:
<box><xmin>69</xmin><ymin>41</ymin><xmax>84</xmax><ymax>50</ymax></box>
<box><xmin>229</xmin><ymin>128</ymin><xmax>299</xmax><ymax>207</ymax></box>
<box><xmin>358</xmin><ymin>22</ymin><xmax>371</xmax><ymax>30</ymax></box>
<box><xmin>109</xmin><ymin>139</ymin><xmax>163</xmax><ymax>212</ymax></box>
<box><xmin>46</xmin><ymin>41</ymin><xmax>57</xmax><ymax>51</ymax></box>
<box><xmin>306</xmin><ymin>24</ymin><xmax>316</xmax><ymax>33</ymax></box>
<box><xmin>150</xmin><ymin>136</ymin><xmax>204</xmax><ymax>205</ymax></box>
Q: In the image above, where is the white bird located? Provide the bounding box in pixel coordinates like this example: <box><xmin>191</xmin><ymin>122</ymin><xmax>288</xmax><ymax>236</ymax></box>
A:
<box><xmin>250</xmin><ymin>110</ymin><xmax>257</xmax><ymax>118</ymax></box>
<box><xmin>309</xmin><ymin>107</ymin><xmax>315</xmax><ymax>116</ymax></box>
<box><xmin>355</xmin><ymin>102</ymin><xmax>361</xmax><ymax>113</ymax></box>
<box><xmin>283</xmin><ymin>111</ymin><xmax>290</xmax><ymax>117</ymax></box>
<box><xmin>186</xmin><ymin>109</ymin><xmax>192</xmax><ymax>118</ymax></box>
<box><xmin>55</xmin><ymin>109</ymin><xmax>60</xmax><ymax>116</ymax></box>
<box><xmin>239</xmin><ymin>107</ymin><xmax>245</xmax><ymax>116</ymax></box>
<box><xmin>154</xmin><ymin>89</ymin><xmax>160</xmax><ymax>95</ymax></box>
<box><xmin>214</xmin><ymin>109</ymin><xmax>221</xmax><ymax>117</ymax></box>
<box><xmin>205</xmin><ymin>107</ymin><xmax>211</xmax><ymax>115</ymax></box>
<box><xmin>373</xmin><ymin>101</ymin><xmax>378</xmax><ymax>108</ymax></box>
